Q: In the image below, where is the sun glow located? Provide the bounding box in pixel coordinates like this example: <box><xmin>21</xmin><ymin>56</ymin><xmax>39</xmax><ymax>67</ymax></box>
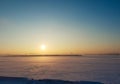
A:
<box><xmin>40</xmin><ymin>44</ymin><xmax>46</xmax><ymax>50</ymax></box>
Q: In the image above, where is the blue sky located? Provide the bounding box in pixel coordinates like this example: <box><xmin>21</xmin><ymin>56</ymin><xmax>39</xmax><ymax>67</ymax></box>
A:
<box><xmin>0</xmin><ymin>0</ymin><xmax>120</xmax><ymax>54</ymax></box>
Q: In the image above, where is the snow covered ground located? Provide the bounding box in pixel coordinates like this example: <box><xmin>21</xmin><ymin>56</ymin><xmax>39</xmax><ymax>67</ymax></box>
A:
<box><xmin>0</xmin><ymin>76</ymin><xmax>103</xmax><ymax>84</ymax></box>
<box><xmin>0</xmin><ymin>55</ymin><xmax>119</xmax><ymax>84</ymax></box>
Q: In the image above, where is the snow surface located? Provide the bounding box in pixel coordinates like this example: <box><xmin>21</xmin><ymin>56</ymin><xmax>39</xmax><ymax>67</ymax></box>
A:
<box><xmin>0</xmin><ymin>55</ymin><xmax>119</xmax><ymax>84</ymax></box>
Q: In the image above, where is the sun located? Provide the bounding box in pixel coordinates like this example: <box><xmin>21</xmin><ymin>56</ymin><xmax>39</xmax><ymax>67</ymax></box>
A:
<box><xmin>40</xmin><ymin>44</ymin><xmax>46</xmax><ymax>50</ymax></box>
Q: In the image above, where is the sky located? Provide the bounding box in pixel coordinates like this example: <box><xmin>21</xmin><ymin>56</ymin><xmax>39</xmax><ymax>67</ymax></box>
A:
<box><xmin>0</xmin><ymin>0</ymin><xmax>120</xmax><ymax>55</ymax></box>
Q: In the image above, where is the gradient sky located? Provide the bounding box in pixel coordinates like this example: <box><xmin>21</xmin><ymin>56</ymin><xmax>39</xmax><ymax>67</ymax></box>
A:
<box><xmin>0</xmin><ymin>0</ymin><xmax>120</xmax><ymax>55</ymax></box>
